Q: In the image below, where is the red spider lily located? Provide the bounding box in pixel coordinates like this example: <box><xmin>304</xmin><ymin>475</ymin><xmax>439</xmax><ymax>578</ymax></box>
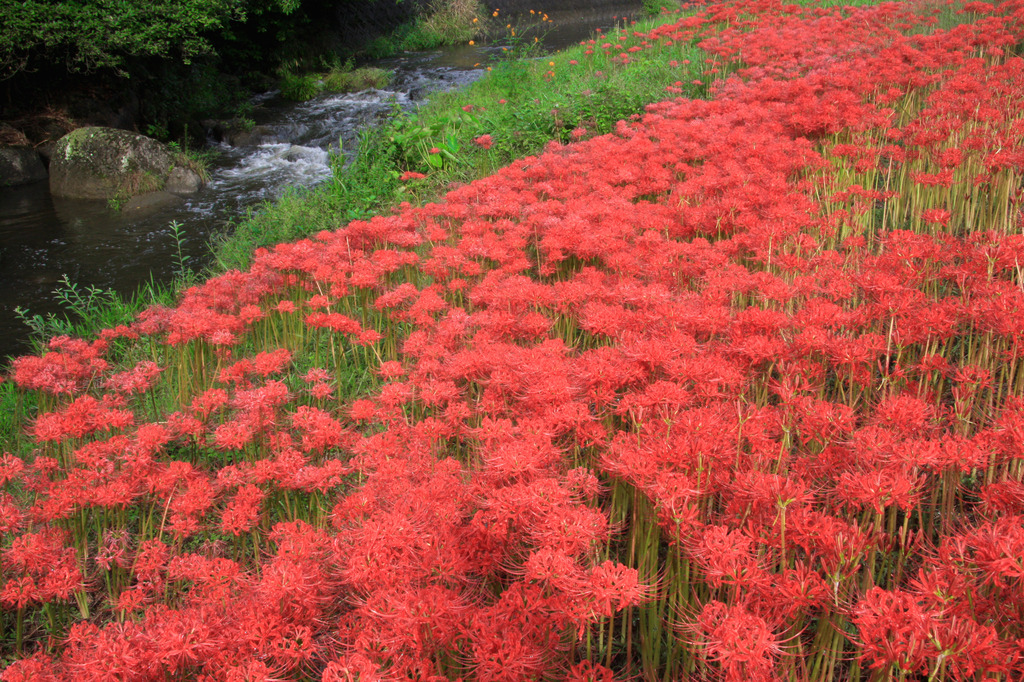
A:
<box><xmin>290</xmin><ymin>406</ymin><xmax>347</xmax><ymax>454</ymax></box>
<box><xmin>103</xmin><ymin>360</ymin><xmax>162</xmax><ymax>395</ymax></box>
<box><xmin>213</xmin><ymin>419</ymin><xmax>256</xmax><ymax>451</ymax></box>
<box><xmin>10</xmin><ymin>336</ymin><xmax>109</xmax><ymax>395</ymax></box>
<box><xmin>220</xmin><ymin>659</ymin><xmax>286</xmax><ymax>682</ymax></box>
<box><xmin>834</xmin><ymin>467</ymin><xmax>926</xmax><ymax>515</ymax></box>
<box><xmin>0</xmin><ymin>492</ymin><xmax>23</xmax><ymax>535</ymax></box>
<box><xmin>189</xmin><ymin>387</ymin><xmax>230</xmax><ymax>420</ymax></box>
<box><xmin>853</xmin><ymin>587</ymin><xmax>933</xmax><ymax>674</ymax></box>
<box><xmin>322</xmin><ymin>654</ymin><xmax>383</xmax><ymax>682</ymax></box>
<box><xmin>577</xmin><ymin>560</ymin><xmax>648</xmax><ymax>618</ymax></box>
<box><xmin>32</xmin><ymin>395</ymin><xmax>135</xmax><ymax>442</ymax></box>
<box><xmin>220</xmin><ymin>484</ymin><xmax>266</xmax><ymax>535</ymax></box>
<box><xmin>95</xmin><ymin>529</ymin><xmax>133</xmax><ymax>572</ymax></box>
<box><xmin>1</xmin><ymin>575</ymin><xmax>40</xmax><ymax>610</ymax></box>
<box><xmin>305</xmin><ymin>311</ymin><xmax>363</xmax><ymax>334</ymax></box>
<box><xmin>693</xmin><ymin>600</ymin><xmax>782</xmax><ymax>682</ymax></box>
<box><xmin>978</xmin><ymin>480</ymin><xmax>1024</xmax><ymax>516</ymax></box>
<box><xmin>689</xmin><ymin>525</ymin><xmax>768</xmax><ymax>592</ymax></box>
<box><xmin>2</xmin><ymin>529</ymin><xmax>83</xmax><ymax>606</ymax></box>
<box><xmin>564</xmin><ymin>661</ymin><xmax>614</xmax><ymax>682</ymax></box>
<box><xmin>302</xmin><ymin>367</ymin><xmax>330</xmax><ymax>383</ymax></box>
<box><xmin>133</xmin><ymin>538</ymin><xmax>170</xmax><ymax>587</ymax></box>
<box><xmin>0</xmin><ymin>655</ymin><xmax>58</xmax><ymax>682</ymax></box>
<box><xmin>0</xmin><ymin>452</ymin><xmax>25</xmax><ymax>486</ymax></box>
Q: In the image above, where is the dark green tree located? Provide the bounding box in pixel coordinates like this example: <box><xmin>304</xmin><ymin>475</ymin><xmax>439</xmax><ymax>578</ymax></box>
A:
<box><xmin>0</xmin><ymin>0</ymin><xmax>314</xmax><ymax>79</ymax></box>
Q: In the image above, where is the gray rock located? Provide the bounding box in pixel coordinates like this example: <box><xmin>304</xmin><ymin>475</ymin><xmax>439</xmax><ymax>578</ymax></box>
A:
<box><xmin>225</xmin><ymin>125</ymin><xmax>276</xmax><ymax>147</ymax></box>
<box><xmin>49</xmin><ymin>127</ymin><xmax>204</xmax><ymax>200</ymax></box>
<box><xmin>36</xmin><ymin>141</ymin><xmax>57</xmax><ymax>165</ymax></box>
<box><xmin>0</xmin><ymin>147</ymin><xmax>48</xmax><ymax>187</ymax></box>
<box><xmin>165</xmin><ymin>166</ymin><xmax>202</xmax><ymax>195</ymax></box>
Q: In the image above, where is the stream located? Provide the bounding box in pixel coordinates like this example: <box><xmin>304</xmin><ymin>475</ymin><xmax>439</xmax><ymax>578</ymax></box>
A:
<box><xmin>0</xmin><ymin>5</ymin><xmax>642</xmax><ymax>360</ymax></box>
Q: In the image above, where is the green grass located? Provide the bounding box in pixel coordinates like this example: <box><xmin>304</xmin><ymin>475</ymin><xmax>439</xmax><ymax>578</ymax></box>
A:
<box><xmin>0</xmin><ymin>379</ymin><xmax>35</xmax><ymax>459</ymax></box>
<box><xmin>643</xmin><ymin>0</ymin><xmax>683</xmax><ymax>14</ymax></box>
<box><xmin>279</xmin><ymin>69</ymin><xmax>322</xmax><ymax>102</ymax></box>
<box><xmin>365</xmin><ymin>0</ymin><xmax>484</xmax><ymax>57</ymax></box>
<box><xmin>279</xmin><ymin>64</ymin><xmax>393</xmax><ymax>102</ymax></box>
<box><xmin>13</xmin><ymin>276</ymin><xmax>183</xmax><ymax>357</ymax></box>
<box><xmin>322</xmin><ymin>65</ymin><xmax>391</xmax><ymax>93</ymax></box>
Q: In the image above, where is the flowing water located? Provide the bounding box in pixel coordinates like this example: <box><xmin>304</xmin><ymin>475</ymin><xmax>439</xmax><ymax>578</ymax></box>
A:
<box><xmin>0</xmin><ymin>5</ymin><xmax>642</xmax><ymax>360</ymax></box>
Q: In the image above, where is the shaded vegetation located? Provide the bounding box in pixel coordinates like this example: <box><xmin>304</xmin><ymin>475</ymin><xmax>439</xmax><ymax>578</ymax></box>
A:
<box><xmin>0</xmin><ymin>0</ymin><xmax>483</xmax><ymax>146</ymax></box>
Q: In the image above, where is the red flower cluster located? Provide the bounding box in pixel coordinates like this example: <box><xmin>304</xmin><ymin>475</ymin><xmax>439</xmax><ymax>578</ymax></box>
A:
<box><xmin>5</xmin><ymin>0</ymin><xmax>1024</xmax><ymax>679</ymax></box>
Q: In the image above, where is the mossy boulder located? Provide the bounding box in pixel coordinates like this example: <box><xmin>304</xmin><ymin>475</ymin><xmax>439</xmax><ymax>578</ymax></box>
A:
<box><xmin>49</xmin><ymin>127</ymin><xmax>204</xmax><ymax>200</ymax></box>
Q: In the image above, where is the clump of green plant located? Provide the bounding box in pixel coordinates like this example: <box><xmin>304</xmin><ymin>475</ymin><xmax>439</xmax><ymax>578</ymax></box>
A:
<box><xmin>407</xmin><ymin>0</ymin><xmax>483</xmax><ymax>49</ymax></box>
<box><xmin>389</xmin><ymin>107</ymin><xmax>474</xmax><ymax>172</ymax></box>
<box><xmin>322</xmin><ymin>64</ymin><xmax>391</xmax><ymax>93</ymax></box>
<box><xmin>146</xmin><ymin>122</ymin><xmax>171</xmax><ymax>141</ymax></box>
<box><xmin>229</xmin><ymin>100</ymin><xmax>257</xmax><ymax>133</ymax></box>
<box><xmin>168</xmin><ymin>219</ymin><xmax>198</xmax><ymax>285</ymax></box>
<box><xmin>367</xmin><ymin>0</ymin><xmax>485</xmax><ymax>56</ymax></box>
<box><xmin>168</xmin><ymin>141</ymin><xmax>215</xmax><ymax>183</ymax></box>
<box><xmin>280</xmin><ymin>62</ymin><xmax>392</xmax><ymax>101</ymax></box>
<box><xmin>483</xmin><ymin>5</ymin><xmax>555</xmax><ymax>57</ymax></box>
<box><xmin>642</xmin><ymin>0</ymin><xmax>682</xmax><ymax>14</ymax></box>
<box><xmin>279</xmin><ymin>68</ymin><xmax>321</xmax><ymax>101</ymax></box>
<box><xmin>363</xmin><ymin>33</ymin><xmax>401</xmax><ymax>60</ymax></box>
<box><xmin>13</xmin><ymin>275</ymin><xmax>174</xmax><ymax>352</ymax></box>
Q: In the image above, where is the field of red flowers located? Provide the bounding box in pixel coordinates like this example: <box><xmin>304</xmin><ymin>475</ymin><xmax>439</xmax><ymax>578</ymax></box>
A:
<box><xmin>4</xmin><ymin>0</ymin><xmax>1024</xmax><ymax>679</ymax></box>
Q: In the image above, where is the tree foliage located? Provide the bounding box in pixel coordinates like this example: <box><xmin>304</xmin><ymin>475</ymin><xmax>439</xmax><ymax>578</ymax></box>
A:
<box><xmin>0</xmin><ymin>0</ymin><xmax>308</xmax><ymax>80</ymax></box>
